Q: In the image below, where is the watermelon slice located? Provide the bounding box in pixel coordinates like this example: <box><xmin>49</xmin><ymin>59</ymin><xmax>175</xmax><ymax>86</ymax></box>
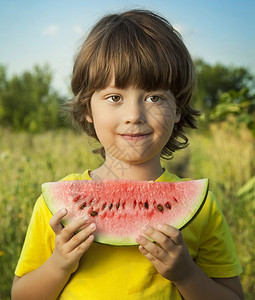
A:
<box><xmin>42</xmin><ymin>179</ymin><xmax>208</xmax><ymax>246</ymax></box>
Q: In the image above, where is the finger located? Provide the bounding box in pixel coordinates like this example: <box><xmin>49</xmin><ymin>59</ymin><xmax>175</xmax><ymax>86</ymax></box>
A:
<box><xmin>138</xmin><ymin>245</ymin><xmax>149</xmax><ymax>255</ymax></box>
<box><xmin>61</xmin><ymin>216</ymin><xmax>91</xmax><ymax>243</ymax></box>
<box><xmin>142</xmin><ymin>225</ymin><xmax>176</xmax><ymax>251</ymax></box>
<box><xmin>72</xmin><ymin>234</ymin><xmax>95</xmax><ymax>261</ymax></box>
<box><xmin>136</xmin><ymin>234</ymin><xmax>167</xmax><ymax>262</ymax></box>
<box><xmin>49</xmin><ymin>208</ymin><xmax>67</xmax><ymax>235</ymax></box>
<box><xmin>157</xmin><ymin>224</ymin><xmax>184</xmax><ymax>245</ymax></box>
<box><xmin>67</xmin><ymin>222</ymin><xmax>96</xmax><ymax>252</ymax></box>
<box><xmin>137</xmin><ymin>236</ymin><xmax>169</xmax><ymax>272</ymax></box>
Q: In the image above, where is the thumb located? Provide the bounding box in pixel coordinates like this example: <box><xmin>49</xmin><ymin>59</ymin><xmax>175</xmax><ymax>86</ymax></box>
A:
<box><xmin>49</xmin><ymin>208</ymin><xmax>67</xmax><ymax>235</ymax></box>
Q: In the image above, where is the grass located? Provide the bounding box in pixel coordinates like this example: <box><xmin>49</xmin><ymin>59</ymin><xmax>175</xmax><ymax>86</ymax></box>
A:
<box><xmin>0</xmin><ymin>124</ymin><xmax>254</xmax><ymax>299</ymax></box>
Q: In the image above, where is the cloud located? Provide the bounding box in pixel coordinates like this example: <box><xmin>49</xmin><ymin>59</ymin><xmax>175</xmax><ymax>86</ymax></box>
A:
<box><xmin>173</xmin><ymin>24</ymin><xmax>186</xmax><ymax>35</ymax></box>
<box><xmin>73</xmin><ymin>25</ymin><xmax>84</xmax><ymax>36</ymax></box>
<box><xmin>43</xmin><ymin>25</ymin><xmax>59</xmax><ymax>37</ymax></box>
<box><xmin>173</xmin><ymin>23</ymin><xmax>199</xmax><ymax>38</ymax></box>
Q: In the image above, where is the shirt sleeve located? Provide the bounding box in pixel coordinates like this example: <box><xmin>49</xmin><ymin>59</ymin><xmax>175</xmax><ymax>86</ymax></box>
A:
<box><xmin>194</xmin><ymin>191</ymin><xmax>242</xmax><ymax>278</ymax></box>
<box><xmin>15</xmin><ymin>195</ymin><xmax>55</xmax><ymax>277</ymax></box>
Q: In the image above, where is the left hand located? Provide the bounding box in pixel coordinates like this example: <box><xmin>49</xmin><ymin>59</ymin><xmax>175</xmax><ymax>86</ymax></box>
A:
<box><xmin>136</xmin><ymin>224</ymin><xmax>195</xmax><ymax>283</ymax></box>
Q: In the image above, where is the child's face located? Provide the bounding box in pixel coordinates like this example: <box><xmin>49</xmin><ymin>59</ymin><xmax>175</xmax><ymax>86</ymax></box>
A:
<box><xmin>86</xmin><ymin>80</ymin><xmax>180</xmax><ymax>165</ymax></box>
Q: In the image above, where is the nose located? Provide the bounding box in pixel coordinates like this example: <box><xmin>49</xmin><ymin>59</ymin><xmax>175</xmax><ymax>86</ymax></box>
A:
<box><xmin>123</xmin><ymin>100</ymin><xmax>145</xmax><ymax>124</ymax></box>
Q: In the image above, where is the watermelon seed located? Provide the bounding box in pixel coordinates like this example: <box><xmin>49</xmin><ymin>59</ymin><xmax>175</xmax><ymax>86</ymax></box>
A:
<box><xmin>157</xmin><ymin>204</ymin><xmax>164</xmax><ymax>212</ymax></box>
<box><xmin>173</xmin><ymin>197</ymin><xmax>178</xmax><ymax>203</ymax></box>
<box><xmin>165</xmin><ymin>202</ymin><xmax>171</xmax><ymax>209</ymax></box>
<box><xmin>79</xmin><ymin>204</ymin><xmax>86</xmax><ymax>210</ymax></box>
<box><xmin>73</xmin><ymin>195</ymin><xmax>81</xmax><ymax>202</ymax></box>
<box><xmin>144</xmin><ymin>202</ymin><xmax>149</xmax><ymax>209</ymax></box>
<box><xmin>90</xmin><ymin>211</ymin><xmax>98</xmax><ymax>217</ymax></box>
<box><xmin>133</xmin><ymin>200</ymin><xmax>137</xmax><ymax>209</ymax></box>
<box><xmin>102</xmin><ymin>203</ymin><xmax>107</xmax><ymax>210</ymax></box>
<box><xmin>116</xmin><ymin>203</ymin><xmax>120</xmax><ymax>209</ymax></box>
<box><xmin>109</xmin><ymin>204</ymin><xmax>113</xmax><ymax>210</ymax></box>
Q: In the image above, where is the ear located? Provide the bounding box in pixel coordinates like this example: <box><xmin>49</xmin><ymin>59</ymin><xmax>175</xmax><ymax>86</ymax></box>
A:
<box><xmin>174</xmin><ymin>111</ymin><xmax>181</xmax><ymax>123</ymax></box>
<box><xmin>85</xmin><ymin>113</ymin><xmax>93</xmax><ymax>123</ymax></box>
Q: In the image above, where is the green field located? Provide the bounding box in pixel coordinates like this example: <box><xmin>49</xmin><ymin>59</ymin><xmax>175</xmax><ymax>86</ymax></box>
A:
<box><xmin>0</xmin><ymin>124</ymin><xmax>254</xmax><ymax>299</ymax></box>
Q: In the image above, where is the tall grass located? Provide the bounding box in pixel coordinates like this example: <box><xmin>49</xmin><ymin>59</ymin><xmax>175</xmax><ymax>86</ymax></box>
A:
<box><xmin>177</xmin><ymin>120</ymin><xmax>255</xmax><ymax>298</ymax></box>
<box><xmin>0</xmin><ymin>129</ymin><xmax>101</xmax><ymax>299</ymax></box>
<box><xmin>0</xmin><ymin>125</ymin><xmax>254</xmax><ymax>299</ymax></box>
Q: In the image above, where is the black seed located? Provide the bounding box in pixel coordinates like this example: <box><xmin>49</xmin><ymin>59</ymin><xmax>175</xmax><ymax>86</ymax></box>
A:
<box><xmin>90</xmin><ymin>211</ymin><xmax>98</xmax><ymax>217</ymax></box>
<box><xmin>173</xmin><ymin>196</ymin><xmax>178</xmax><ymax>203</ymax></box>
<box><xmin>165</xmin><ymin>203</ymin><xmax>171</xmax><ymax>209</ymax></box>
<box><xmin>116</xmin><ymin>203</ymin><xmax>120</xmax><ymax>209</ymax></box>
<box><xmin>157</xmin><ymin>204</ymin><xmax>164</xmax><ymax>212</ymax></box>
<box><xmin>74</xmin><ymin>195</ymin><xmax>81</xmax><ymax>202</ymax></box>
<box><xmin>102</xmin><ymin>203</ymin><xmax>107</xmax><ymax>210</ymax></box>
<box><xmin>109</xmin><ymin>204</ymin><xmax>113</xmax><ymax>210</ymax></box>
<box><xmin>79</xmin><ymin>204</ymin><xmax>86</xmax><ymax>210</ymax></box>
<box><xmin>144</xmin><ymin>202</ymin><xmax>149</xmax><ymax>209</ymax></box>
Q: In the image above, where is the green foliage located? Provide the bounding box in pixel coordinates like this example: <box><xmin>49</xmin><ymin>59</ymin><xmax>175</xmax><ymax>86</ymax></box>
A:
<box><xmin>194</xmin><ymin>59</ymin><xmax>255</xmax><ymax>136</ymax></box>
<box><xmin>0</xmin><ymin>65</ymin><xmax>66</xmax><ymax>132</ymax></box>
<box><xmin>237</xmin><ymin>176</ymin><xmax>255</xmax><ymax>202</ymax></box>
<box><xmin>200</xmin><ymin>87</ymin><xmax>255</xmax><ymax>136</ymax></box>
<box><xmin>194</xmin><ymin>58</ymin><xmax>255</xmax><ymax>110</ymax></box>
<box><xmin>0</xmin><ymin>129</ymin><xmax>101</xmax><ymax>299</ymax></box>
<box><xmin>168</xmin><ymin>123</ymin><xmax>255</xmax><ymax>299</ymax></box>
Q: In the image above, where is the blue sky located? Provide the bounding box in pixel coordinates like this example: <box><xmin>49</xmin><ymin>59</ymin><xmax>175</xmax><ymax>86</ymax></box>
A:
<box><xmin>0</xmin><ymin>0</ymin><xmax>255</xmax><ymax>95</ymax></box>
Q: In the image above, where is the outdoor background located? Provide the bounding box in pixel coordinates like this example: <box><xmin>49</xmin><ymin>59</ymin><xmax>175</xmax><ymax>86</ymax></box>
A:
<box><xmin>0</xmin><ymin>0</ymin><xmax>254</xmax><ymax>299</ymax></box>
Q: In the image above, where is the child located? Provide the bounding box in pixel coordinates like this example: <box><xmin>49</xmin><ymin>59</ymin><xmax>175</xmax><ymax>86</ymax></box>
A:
<box><xmin>12</xmin><ymin>9</ymin><xmax>244</xmax><ymax>300</ymax></box>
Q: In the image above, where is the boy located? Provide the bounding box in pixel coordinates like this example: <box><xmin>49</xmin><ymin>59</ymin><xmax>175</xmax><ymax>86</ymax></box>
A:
<box><xmin>12</xmin><ymin>10</ymin><xmax>244</xmax><ymax>299</ymax></box>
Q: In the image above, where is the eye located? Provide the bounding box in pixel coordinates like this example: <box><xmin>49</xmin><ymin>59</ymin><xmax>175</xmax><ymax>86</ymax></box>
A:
<box><xmin>107</xmin><ymin>95</ymin><xmax>122</xmax><ymax>103</ymax></box>
<box><xmin>145</xmin><ymin>95</ymin><xmax>163</xmax><ymax>103</ymax></box>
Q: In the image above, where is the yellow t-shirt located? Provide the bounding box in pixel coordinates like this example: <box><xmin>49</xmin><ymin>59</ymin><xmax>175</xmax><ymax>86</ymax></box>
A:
<box><xmin>15</xmin><ymin>169</ymin><xmax>242</xmax><ymax>299</ymax></box>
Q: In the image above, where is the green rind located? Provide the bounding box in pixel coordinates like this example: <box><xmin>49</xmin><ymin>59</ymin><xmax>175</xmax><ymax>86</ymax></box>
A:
<box><xmin>42</xmin><ymin>183</ymin><xmax>59</xmax><ymax>217</ymax></box>
<box><xmin>179</xmin><ymin>178</ymin><xmax>209</xmax><ymax>231</ymax></box>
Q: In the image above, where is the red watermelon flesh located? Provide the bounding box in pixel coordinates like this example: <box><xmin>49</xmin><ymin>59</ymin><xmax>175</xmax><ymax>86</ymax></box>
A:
<box><xmin>42</xmin><ymin>179</ymin><xmax>208</xmax><ymax>246</ymax></box>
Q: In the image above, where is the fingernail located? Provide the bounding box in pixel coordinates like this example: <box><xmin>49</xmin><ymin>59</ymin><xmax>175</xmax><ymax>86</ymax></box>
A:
<box><xmin>89</xmin><ymin>223</ymin><xmax>96</xmax><ymax>230</ymax></box>
<box><xmin>158</xmin><ymin>224</ymin><xmax>163</xmax><ymax>230</ymax></box>
<box><xmin>143</xmin><ymin>225</ymin><xmax>149</xmax><ymax>232</ymax></box>
<box><xmin>83</xmin><ymin>216</ymin><xmax>90</xmax><ymax>222</ymax></box>
<box><xmin>136</xmin><ymin>235</ymin><xmax>142</xmax><ymax>242</ymax></box>
<box><xmin>61</xmin><ymin>208</ymin><xmax>67</xmax><ymax>214</ymax></box>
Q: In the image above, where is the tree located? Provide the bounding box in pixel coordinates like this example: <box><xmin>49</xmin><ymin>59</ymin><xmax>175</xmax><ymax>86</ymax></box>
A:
<box><xmin>206</xmin><ymin>88</ymin><xmax>255</xmax><ymax>136</ymax></box>
<box><xmin>194</xmin><ymin>59</ymin><xmax>255</xmax><ymax>111</ymax></box>
<box><xmin>0</xmin><ymin>65</ymin><xmax>66</xmax><ymax>132</ymax></box>
<box><xmin>0</xmin><ymin>65</ymin><xmax>7</xmax><ymax>120</ymax></box>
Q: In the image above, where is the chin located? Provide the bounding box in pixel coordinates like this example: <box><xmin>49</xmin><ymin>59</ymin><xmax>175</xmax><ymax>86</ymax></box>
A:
<box><xmin>119</xmin><ymin>153</ymin><xmax>159</xmax><ymax>166</ymax></box>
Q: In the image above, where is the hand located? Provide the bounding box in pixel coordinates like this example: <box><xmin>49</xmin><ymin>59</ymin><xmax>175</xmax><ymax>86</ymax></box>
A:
<box><xmin>49</xmin><ymin>208</ymin><xmax>96</xmax><ymax>274</ymax></box>
<box><xmin>136</xmin><ymin>224</ymin><xmax>195</xmax><ymax>283</ymax></box>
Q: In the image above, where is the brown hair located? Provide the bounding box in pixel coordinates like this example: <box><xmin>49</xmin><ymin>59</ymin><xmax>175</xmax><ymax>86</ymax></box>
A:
<box><xmin>65</xmin><ymin>9</ymin><xmax>200</xmax><ymax>159</ymax></box>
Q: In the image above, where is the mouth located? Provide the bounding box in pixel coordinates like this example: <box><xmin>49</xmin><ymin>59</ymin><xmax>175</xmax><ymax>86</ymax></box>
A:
<box><xmin>119</xmin><ymin>132</ymin><xmax>152</xmax><ymax>141</ymax></box>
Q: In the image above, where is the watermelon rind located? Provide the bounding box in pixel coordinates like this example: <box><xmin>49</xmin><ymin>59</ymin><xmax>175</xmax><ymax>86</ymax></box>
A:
<box><xmin>42</xmin><ymin>178</ymin><xmax>209</xmax><ymax>246</ymax></box>
<box><xmin>178</xmin><ymin>181</ymin><xmax>208</xmax><ymax>231</ymax></box>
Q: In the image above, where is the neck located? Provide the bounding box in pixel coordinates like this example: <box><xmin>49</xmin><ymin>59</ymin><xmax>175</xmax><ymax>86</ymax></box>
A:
<box><xmin>90</xmin><ymin>155</ymin><xmax>164</xmax><ymax>181</ymax></box>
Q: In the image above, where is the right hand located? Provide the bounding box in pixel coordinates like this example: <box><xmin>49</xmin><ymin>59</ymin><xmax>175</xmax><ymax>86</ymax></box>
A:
<box><xmin>49</xmin><ymin>208</ymin><xmax>96</xmax><ymax>274</ymax></box>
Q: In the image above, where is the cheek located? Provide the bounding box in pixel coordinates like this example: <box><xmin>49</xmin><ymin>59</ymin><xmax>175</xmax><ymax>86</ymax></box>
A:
<box><xmin>150</xmin><ymin>109</ymin><xmax>176</xmax><ymax>135</ymax></box>
<box><xmin>92</xmin><ymin>114</ymin><xmax>114</xmax><ymax>142</ymax></box>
